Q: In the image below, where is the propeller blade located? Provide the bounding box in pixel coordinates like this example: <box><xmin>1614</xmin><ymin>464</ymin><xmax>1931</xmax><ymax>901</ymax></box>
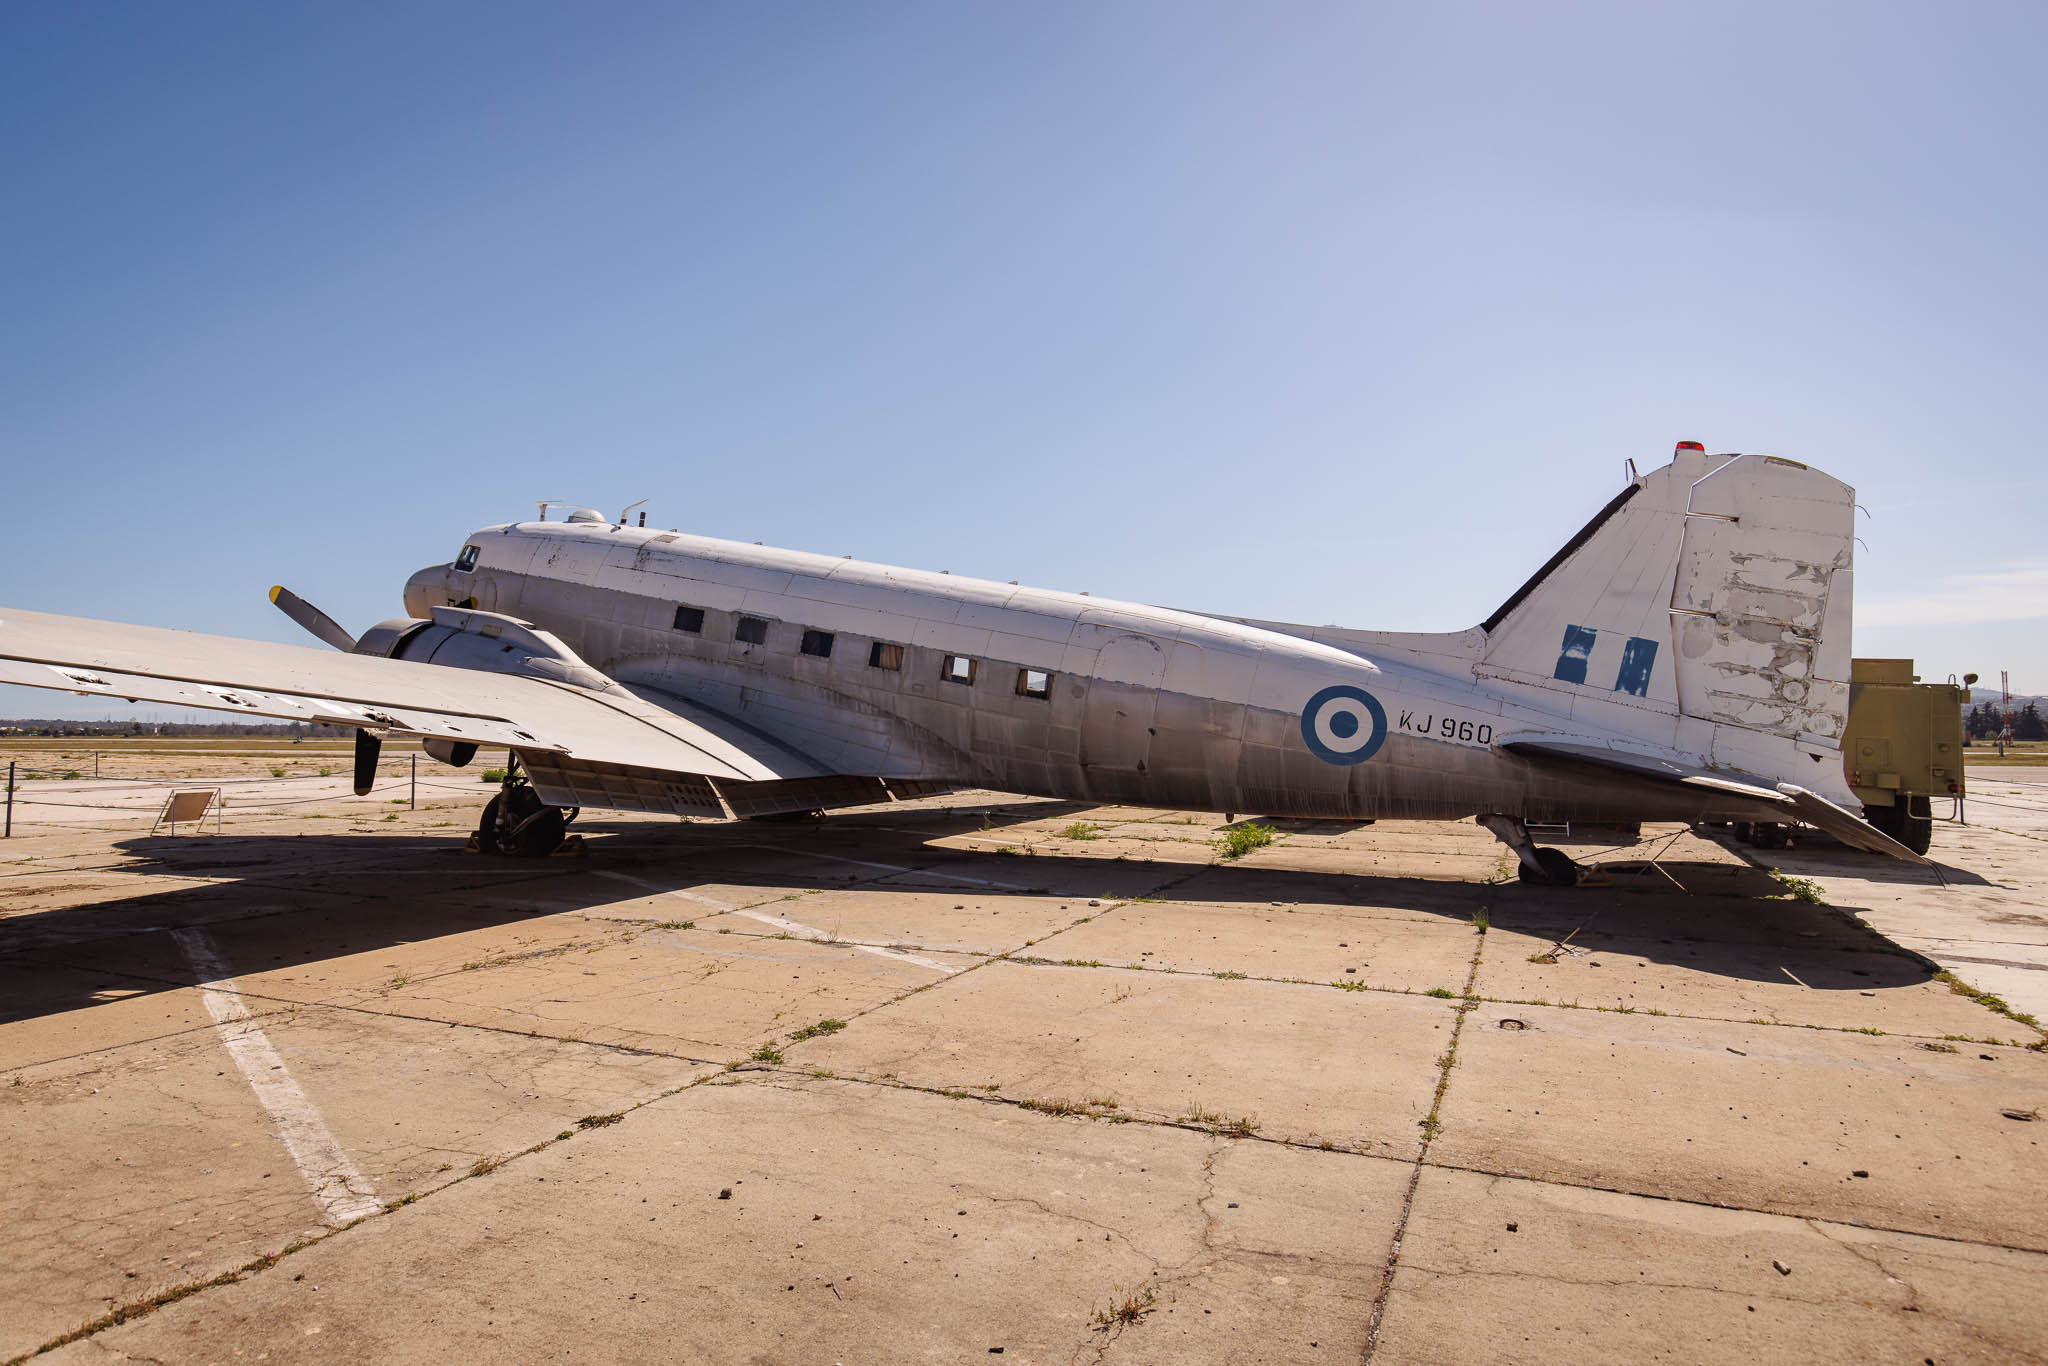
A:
<box><xmin>269</xmin><ymin>585</ymin><xmax>356</xmax><ymax>651</ymax></box>
<box><xmin>353</xmin><ymin>729</ymin><xmax>382</xmax><ymax>796</ymax></box>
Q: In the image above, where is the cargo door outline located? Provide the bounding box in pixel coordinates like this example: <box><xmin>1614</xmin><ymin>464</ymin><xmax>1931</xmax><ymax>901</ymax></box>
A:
<box><xmin>1080</xmin><ymin>632</ymin><xmax>1166</xmax><ymax>772</ymax></box>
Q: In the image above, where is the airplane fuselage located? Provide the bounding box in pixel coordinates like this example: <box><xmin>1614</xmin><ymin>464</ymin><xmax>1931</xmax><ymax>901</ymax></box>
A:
<box><xmin>401</xmin><ymin>520</ymin><xmax>1759</xmax><ymax>826</ymax></box>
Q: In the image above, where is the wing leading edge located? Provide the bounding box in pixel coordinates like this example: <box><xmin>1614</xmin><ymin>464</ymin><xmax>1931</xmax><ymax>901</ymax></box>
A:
<box><xmin>0</xmin><ymin>607</ymin><xmax>803</xmax><ymax>783</ymax></box>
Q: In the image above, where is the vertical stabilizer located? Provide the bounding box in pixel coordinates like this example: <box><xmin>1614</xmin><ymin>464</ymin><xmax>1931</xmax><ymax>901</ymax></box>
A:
<box><xmin>1477</xmin><ymin>446</ymin><xmax>1857</xmax><ymax>784</ymax></box>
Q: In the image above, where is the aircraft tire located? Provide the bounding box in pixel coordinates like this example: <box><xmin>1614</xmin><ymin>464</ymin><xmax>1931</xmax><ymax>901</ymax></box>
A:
<box><xmin>1517</xmin><ymin>848</ymin><xmax>1579</xmax><ymax>887</ymax></box>
<box><xmin>1749</xmin><ymin>822</ymin><xmax>1789</xmax><ymax>850</ymax></box>
<box><xmin>476</xmin><ymin>795</ymin><xmax>504</xmax><ymax>854</ymax></box>
<box><xmin>510</xmin><ymin>804</ymin><xmax>566</xmax><ymax>857</ymax></box>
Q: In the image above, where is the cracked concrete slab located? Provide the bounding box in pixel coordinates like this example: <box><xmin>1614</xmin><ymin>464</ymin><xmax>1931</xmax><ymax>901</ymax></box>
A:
<box><xmin>2</xmin><ymin>1003</ymin><xmax>708</xmax><ymax>1359</ymax></box>
<box><xmin>1435</xmin><ymin>999</ymin><xmax>2048</xmax><ymax>1249</ymax></box>
<box><xmin>792</xmin><ymin>960</ymin><xmax>1454</xmax><ymax>1155</ymax></box>
<box><xmin>349</xmin><ymin>925</ymin><xmax>980</xmax><ymax>1056</ymax></box>
<box><xmin>1030</xmin><ymin>896</ymin><xmax>1481</xmax><ymax>996</ymax></box>
<box><xmin>1375</xmin><ymin>1165</ymin><xmax>2048</xmax><ymax>1365</ymax></box>
<box><xmin>1476</xmin><ymin>912</ymin><xmax>2010</xmax><ymax>1039</ymax></box>
<box><xmin>43</xmin><ymin>1077</ymin><xmax>1412</xmax><ymax>1366</ymax></box>
<box><xmin>678</xmin><ymin>886</ymin><xmax>1093</xmax><ymax>957</ymax></box>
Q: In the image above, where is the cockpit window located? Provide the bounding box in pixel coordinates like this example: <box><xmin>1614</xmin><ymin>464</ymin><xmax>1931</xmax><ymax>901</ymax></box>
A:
<box><xmin>455</xmin><ymin>545</ymin><xmax>480</xmax><ymax>572</ymax></box>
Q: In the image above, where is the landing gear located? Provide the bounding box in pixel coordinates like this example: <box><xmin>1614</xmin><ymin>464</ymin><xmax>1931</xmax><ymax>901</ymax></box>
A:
<box><xmin>1865</xmin><ymin>797</ymin><xmax>1934</xmax><ymax>856</ymax></box>
<box><xmin>1477</xmin><ymin>815</ymin><xmax>1580</xmax><ymax>887</ymax></box>
<box><xmin>476</xmin><ymin>759</ymin><xmax>574</xmax><ymax>857</ymax></box>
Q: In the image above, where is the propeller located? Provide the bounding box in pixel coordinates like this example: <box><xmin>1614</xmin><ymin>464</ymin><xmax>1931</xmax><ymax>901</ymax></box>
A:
<box><xmin>353</xmin><ymin>729</ymin><xmax>382</xmax><ymax>797</ymax></box>
<box><xmin>269</xmin><ymin>587</ymin><xmax>381</xmax><ymax>793</ymax></box>
<box><xmin>269</xmin><ymin>585</ymin><xmax>356</xmax><ymax>652</ymax></box>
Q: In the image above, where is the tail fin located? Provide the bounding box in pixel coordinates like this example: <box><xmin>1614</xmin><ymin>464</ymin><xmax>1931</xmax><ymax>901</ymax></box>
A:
<box><xmin>1477</xmin><ymin>446</ymin><xmax>1856</xmax><ymax>764</ymax></box>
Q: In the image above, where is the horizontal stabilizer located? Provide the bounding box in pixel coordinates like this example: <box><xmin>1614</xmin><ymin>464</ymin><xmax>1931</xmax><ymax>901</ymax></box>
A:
<box><xmin>1496</xmin><ymin>735</ymin><xmax>1787</xmax><ymax>802</ymax></box>
<box><xmin>1499</xmin><ymin>733</ymin><xmax>1931</xmax><ymax>864</ymax></box>
<box><xmin>1774</xmin><ymin>783</ymin><xmax>1932</xmax><ymax>864</ymax></box>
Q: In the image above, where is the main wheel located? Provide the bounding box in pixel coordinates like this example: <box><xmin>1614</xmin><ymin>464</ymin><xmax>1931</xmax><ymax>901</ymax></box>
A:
<box><xmin>1749</xmin><ymin>822</ymin><xmax>1789</xmax><ymax>850</ymax></box>
<box><xmin>476</xmin><ymin>794</ymin><xmax>504</xmax><ymax>854</ymax></box>
<box><xmin>478</xmin><ymin>786</ymin><xmax>566</xmax><ymax>857</ymax></box>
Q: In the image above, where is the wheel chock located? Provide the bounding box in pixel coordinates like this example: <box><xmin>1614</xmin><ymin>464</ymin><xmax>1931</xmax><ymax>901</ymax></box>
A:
<box><xmin>550</xmin><ymin>834</ymin><xmax>588</xmax><ymax>858</ymax></box>
<box><xmin>463</xmin><ymin>833</ymin><xmax>483</xmax><ymax>854</ymax></box>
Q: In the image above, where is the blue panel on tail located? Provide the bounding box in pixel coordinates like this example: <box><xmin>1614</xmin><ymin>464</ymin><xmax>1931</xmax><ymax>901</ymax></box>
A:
<box><xmin>1615</xmin><ymin>636</ymin><xmax>1658</xmax><ymax>697</ymax></box>
<box><xmin>1553</xmin><ymin>624</ymin><xmax>1596</xmax><ymax>684</ymax></box>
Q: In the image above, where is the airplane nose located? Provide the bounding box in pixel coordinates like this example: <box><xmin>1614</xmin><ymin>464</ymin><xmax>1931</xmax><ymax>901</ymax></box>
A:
<box><xmin>403</xmin><ymin>565</ymin><xmax>451</xmax><ymax>617</ymax></box>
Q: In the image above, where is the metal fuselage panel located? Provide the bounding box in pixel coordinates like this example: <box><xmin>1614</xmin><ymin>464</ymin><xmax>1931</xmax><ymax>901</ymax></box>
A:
<box><xmin>405</xmin><ymin>524</ymin><xmax>1759</xmax><ymax>824</ymax></box>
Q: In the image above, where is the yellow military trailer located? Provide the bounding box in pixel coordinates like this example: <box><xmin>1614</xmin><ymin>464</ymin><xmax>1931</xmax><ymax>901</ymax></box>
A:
<box><xmin>1839</xmin><ymin>657</ymin><xmax>1968</xmax><ymax>855</ymax></box>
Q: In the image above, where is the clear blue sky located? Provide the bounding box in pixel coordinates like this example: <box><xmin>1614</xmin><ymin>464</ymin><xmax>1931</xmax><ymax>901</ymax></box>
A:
<box><xmin>3</xmin><ymin>1</ymin><xmax>2042</xmax><ymax>721</ymax></box>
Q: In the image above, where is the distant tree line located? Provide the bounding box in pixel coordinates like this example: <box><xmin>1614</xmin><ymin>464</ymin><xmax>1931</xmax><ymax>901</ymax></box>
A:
<box><xmin>1968</xmin><ymin>701</ymin><xmax>2047</xmax><ymax>741</ymax></box>
<box><xmin>0</xmin><ymin>720</ymin><xmax>352</xmax><ymax>738</ymax></box>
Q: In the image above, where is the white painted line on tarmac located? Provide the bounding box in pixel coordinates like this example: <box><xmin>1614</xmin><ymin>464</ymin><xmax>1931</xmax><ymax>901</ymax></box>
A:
<box><xmin>593</xmin><ymin>869</ymin><xmax>734</xmax><ymax>910</ymax></box>
<box><xmin>594</xmin><ymin>870</ymin><xmax>956</xmax><ymax>974</ymax></box>
<box><xmin>172</xmin><ymin>928</ymin><xmax>383</xmax><ymax>1225</ymax></box>
<box><xmin>736</xmin><ymin>845</ymin><xmax>1032</xmax><ymax>891</ymax></box>
<box><xmin>727</xmin><ymin>909</ymin><xmax>958</xmax><ymax>974</ymax></box>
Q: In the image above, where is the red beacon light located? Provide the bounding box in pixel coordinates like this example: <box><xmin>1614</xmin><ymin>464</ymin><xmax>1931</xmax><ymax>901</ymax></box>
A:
<box><xmin>1675</xmin><ymin>440</ymin><xmax>1705</xmax><ymax>453</ymax></box>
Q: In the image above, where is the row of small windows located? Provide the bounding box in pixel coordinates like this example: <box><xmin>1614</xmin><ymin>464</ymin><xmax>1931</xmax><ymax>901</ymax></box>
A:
<box><xmin>670</xmin><ymin>603</ymin><xmax>1052</xmax><ymax>699</ymax></box>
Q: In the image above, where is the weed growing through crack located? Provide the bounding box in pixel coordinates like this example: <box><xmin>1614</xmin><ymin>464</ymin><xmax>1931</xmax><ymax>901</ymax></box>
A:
<box><xmin>1424</xmin><ymin>987</ymin><xmax>1456</xmax><ymax>999</ymax></box>
<box><xmin>748</xmin><ymin>1045</ymin><xmax>785</xmax><ymax>1064</ymax></box>
<box><xmin>1092</xmin><ymin>1284</ymin><xmax>1160</xmax><ymax>1333</ymax></box>
<box><xmin>788</xmin><ymin>1018</ymin><xmax>848</xmax><ymax>1042</ymax></box>
<box><xmin>1213</xmin><ymin>970</ymin><xmax>1248</xmax><ymax>980</ymax></box>
<box><xmin>1060</xmin><ymin>821</ymin><xmax>1105</xmax><ymax>840</ymax></box>
<box><xmin>1213</xmin><ymin>822</ymin><xmax>1276</xmax><ymax>861</ymax></box>
<box><xmin>1472</xmin><ymin>909</ymin><xmax>1491</xmax><ymax>933</ymax></box>
<box><xmin>577</xmin><ymin>1112</ymin><xmax>625</xmax><ymax>1129</ymax></box>
<box><xmin>1934</xmin><ymin>970</ymin><xmax>2044</xmax><ymax>1029</ymax></box>
<box><xmin>1180</xmin><ymin>1103</ymin><xmax>1259</xmax><ymax>1137</ymax></box>
<box><xmin>1770</xmin><ymin>872</ymin><xmax>1827</xmax><ymax>904</ymax></box>
<box><xmin>1332</xmin><ymin>979</ymin><xmax>1368</xmax><ymax>992</ymax></box>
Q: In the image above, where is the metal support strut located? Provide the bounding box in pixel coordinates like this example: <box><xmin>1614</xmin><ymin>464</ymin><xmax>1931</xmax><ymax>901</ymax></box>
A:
<box><xmin>1477</xmin><ymin>814</ymin><xmax>1580</xmax><ymax>887</ymax></box>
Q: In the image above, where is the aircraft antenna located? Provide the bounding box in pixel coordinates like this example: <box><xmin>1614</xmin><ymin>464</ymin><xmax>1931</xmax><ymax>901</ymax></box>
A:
<box><xmin>619</xmin><ymin>498</ymin><xmax>649</xmax><ymax>526</ymax></box>
<box><xmin>532</xmin><ymin>498</ymin><xmax>570</xmax><ymax>522</ymax></box>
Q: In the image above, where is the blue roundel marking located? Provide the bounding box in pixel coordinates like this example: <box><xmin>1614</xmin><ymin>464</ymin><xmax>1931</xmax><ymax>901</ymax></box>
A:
<box><xmin>1300</xmin><ymin>685</ymin><xmax>1388</xmax><ymax>765</ymax></box>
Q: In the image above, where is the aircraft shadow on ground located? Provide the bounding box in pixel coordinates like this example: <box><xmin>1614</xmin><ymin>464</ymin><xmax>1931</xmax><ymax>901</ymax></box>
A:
<box><xmin>0</xmin><ymin>808</ymin><xmax>1939</xmax><ymax>1030</ymax></box>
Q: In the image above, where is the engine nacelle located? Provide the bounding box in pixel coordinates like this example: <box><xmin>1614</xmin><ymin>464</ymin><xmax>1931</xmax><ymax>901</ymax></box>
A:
<box><xmin>349</xmin><ymin>607</ymin><xmax>615</xmax><ymax>766</ymax></box>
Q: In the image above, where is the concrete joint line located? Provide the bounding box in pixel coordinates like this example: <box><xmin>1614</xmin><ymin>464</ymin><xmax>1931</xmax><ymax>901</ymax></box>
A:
<box><xmin>1362</xmin><ymin>911</ymin><xmax>1491</xmax><ymax>1362</ymax></box>
<box><xmin>172</xmin><ymin>927</ymin><xmax>382</xmax><ymax>1225</ymax></box>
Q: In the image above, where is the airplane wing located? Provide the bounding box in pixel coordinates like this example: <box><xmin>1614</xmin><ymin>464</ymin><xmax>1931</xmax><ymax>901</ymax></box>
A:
<box><xmin>0</xmin><ymin>607</ymin><xmax>810</xmax><ymax>785</ymax></box>
<box><xmin>1497</xmin><ymin>733</ymin><xmax>1931</xmax><ymax>864</ymax></box>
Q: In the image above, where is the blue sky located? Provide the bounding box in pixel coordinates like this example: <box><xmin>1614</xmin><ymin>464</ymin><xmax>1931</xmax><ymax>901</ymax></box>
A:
<box><xmin>3</xmin><ymin>1</ymin><xmax>2042</xmax><ymax>720</ymax></box>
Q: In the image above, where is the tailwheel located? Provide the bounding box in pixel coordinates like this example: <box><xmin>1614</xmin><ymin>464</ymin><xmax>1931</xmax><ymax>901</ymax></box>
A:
<box><xmin>1516</xmin><ymin>847</ymin><xmax>1580</xmax><ymax>887</ymax></box>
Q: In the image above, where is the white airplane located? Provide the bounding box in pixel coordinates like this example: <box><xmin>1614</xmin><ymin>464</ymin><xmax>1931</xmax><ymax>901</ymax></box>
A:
<box><xmin>0</xmin><ymin>442</ymin><xmax>1926</xmax><ymax>881</ymax></box>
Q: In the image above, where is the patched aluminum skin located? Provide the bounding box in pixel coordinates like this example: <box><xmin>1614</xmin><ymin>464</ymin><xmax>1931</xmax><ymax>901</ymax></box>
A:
<box><xmin>401</xmin><ymin>450</ymin><xmax>1863</xmax><ymax>825</ymax></box>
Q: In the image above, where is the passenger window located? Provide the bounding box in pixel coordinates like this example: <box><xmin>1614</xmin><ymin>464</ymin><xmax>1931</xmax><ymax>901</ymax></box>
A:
<box><xmin>672</xmin><ymin>606</ymin><xmax>704</xmax><ymax>633</ymax></box>
<box><xmin>454</xmin><ymin>545</ymin><xmax>479</xmax><ymax>573</ymax></box>
<box><xmin>869</xmin><ymin>642</ymin><xmax>903</xmax><ymax>671</ymax></box>
<box><xmin>800</xmin><ymin>629</ymin><xmax>834</xmax><ymax>658</ymax></box>
<box><xmin>1017</xmin><ymin>668</ymin><xmax>1052</xmax><ymax>699</ymax></box>
<box><xmin>942</xmin><ymin>655</ymin><xmax>978</xmax><ymax>685</ymax></box>
<box><xmin>735</xmin><ymin>617</ymin><xmax>768</xmax><ymax>645</ymax></box>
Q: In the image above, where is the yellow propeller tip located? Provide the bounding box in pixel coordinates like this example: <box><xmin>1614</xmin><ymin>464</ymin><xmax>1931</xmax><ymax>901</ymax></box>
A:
<box><xmin>268</xmin><ymin>585</ymin><xmax>283</xmax><ymax>603</ymax></box>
